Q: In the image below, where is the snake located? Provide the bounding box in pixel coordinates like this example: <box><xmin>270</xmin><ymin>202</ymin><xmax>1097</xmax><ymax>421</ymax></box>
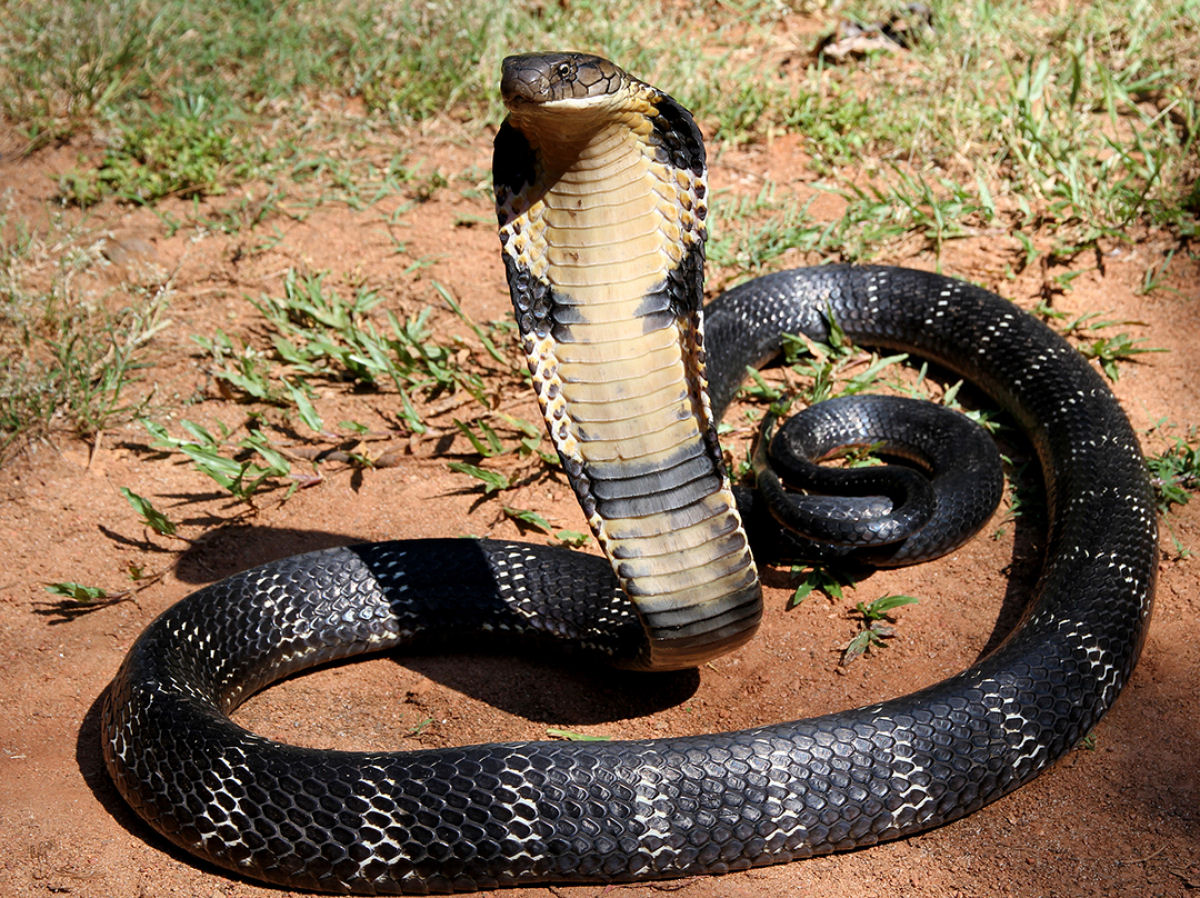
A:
<box><xmin>100</xmin><ymin>52</ymin><xmax>1158</xmax><ymax>894</ymax></box>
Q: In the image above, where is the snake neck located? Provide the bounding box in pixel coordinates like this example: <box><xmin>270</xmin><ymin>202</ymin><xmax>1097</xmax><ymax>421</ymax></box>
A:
<box><xmin>495</xmin><ymin>86</ymin><xmax>761</xmax><ymax>670</ymax></box>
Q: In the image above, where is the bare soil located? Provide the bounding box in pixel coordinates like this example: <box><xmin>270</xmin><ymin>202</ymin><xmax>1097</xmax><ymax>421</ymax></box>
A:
<box><xmin>1</xmin><ymin>122</ymin><xmax>1198</xmax><ymax>898</ymax></box>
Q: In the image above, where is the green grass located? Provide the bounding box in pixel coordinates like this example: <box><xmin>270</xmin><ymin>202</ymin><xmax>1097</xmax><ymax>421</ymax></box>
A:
<box><xmin>4</xmin><ymin>0</ymin><xmax>1195</xmax><ymax>241</ymax></box>
<box><xmin>1149</xmin><ymin>432</ymin><xmax>1200</xmax><ymax>514</ymax></box>
<box><xmin>0</xmin><ymin>220</ymin><xmax>170</xmax><ymax>458</ymax></box>
<box><xmin>192</xmin><ymin>270</ymin><xmax>509</xmax><ymax>435</ymax></box>
<box><xmin>0</xmin><ymin>0</ymin><xmax>795</xmax><ymax>152</ymax></box>
<box><xmin>1034</xmin><ymin>306</ymin><xmax>1169</xmax><ymax>381</ymax></box>
<box><xmin>142</xmin><ymin>417</ymin><xmax>297</xmax><ymax>506</ymax></box>
<box><xmin>842</xmin><ymin>594</ymin><xmax>921</xmax><ymax>664</ymax></box>
<box><xmin>1145</xmin><ymin>429</ymin><xmax>1200</xmax><ymax>556</ymax></box>
<box><xmin>789</xmin><ymin>565</ymin><xmax>857</xmax><ymax>607</ymax></box>
<box><xmin>714</xmin><ymin>0</ymin><xmax>1198</xmax><ymax>269</ymax></box>
<box><xmin>6</xmin><ymin>0</ymin><xmax>1193</xmax><ymax>230</ymax></box>
<box><xmin>171</xmin><ymin>268</ymin><xmax>540</xmax><ymax>506</ymax></box>
<box><xmin>58</xmin><ymin>94</ymin><xmax>272</xmax><ymax>207</ymax></box>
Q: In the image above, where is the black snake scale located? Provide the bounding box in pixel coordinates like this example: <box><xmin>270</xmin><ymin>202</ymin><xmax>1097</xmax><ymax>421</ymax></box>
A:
<box><xmin>752</xmin><ymin>394</ymin><xmax>1004</xmax><ymax>564</ymax></box>
<box><xmin>99</xmin><ymin>53</ymin><xmax>1157</xmax><ymax>894</ymax></box>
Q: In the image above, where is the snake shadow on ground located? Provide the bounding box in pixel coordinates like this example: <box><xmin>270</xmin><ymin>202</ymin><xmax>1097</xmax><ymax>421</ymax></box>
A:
<box><xmin>170</xmin><ymin>521</ymin><xmax>705</xmax><ymax>723</ymax></box>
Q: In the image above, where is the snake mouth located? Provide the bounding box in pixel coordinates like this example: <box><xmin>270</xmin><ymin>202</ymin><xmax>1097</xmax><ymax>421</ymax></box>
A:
<box><xmin>494</xmin><ymin>52</ymin><xmax>760</xmax><ymax>670</ymax></box>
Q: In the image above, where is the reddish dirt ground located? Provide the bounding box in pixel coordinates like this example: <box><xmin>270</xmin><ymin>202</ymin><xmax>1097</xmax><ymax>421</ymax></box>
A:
<box><xmin>1</xmin><ymin>124</ymin><xmax>1198</xmax><ymax>898</ymax></box>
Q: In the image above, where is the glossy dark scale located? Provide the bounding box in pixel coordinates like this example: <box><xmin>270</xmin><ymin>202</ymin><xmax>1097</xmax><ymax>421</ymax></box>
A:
<box><xmin>492</xmin><ymin>122</ymin><xmax>536</xmax><ymax>201</ymax></box>
<box><xmin>666</xmin><ymin>238</ymin><xmax>706</xmax><ymax>319</ymax></box>
<box><xmin>648</xmin><ymin>93</ymin><xmax>706</xmax><ymax>177</ymax></box>
<box><xmin>755</xmin><ymin>394</ymin><xmax>1004</xmax><ymax>564</ymax></box>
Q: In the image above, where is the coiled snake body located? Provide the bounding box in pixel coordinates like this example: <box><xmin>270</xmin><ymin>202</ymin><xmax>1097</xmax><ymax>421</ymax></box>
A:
<box><xmin>101</xmin><ymin>53</ymin><xmax>1157</xmax><ymax>893</ymax></box>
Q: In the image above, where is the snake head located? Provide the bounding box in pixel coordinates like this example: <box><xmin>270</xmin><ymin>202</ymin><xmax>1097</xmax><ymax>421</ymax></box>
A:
<box><xmin>500</xmin><ymin>52</ymin><xmax>629</xmax><ymax>112</ymax></box>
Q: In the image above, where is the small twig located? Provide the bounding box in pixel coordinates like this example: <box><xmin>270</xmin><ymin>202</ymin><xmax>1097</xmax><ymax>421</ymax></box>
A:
<box><xmin>87</xmin><ymin>429</ymin><xmax>103</xmax><ymax>471</ymax></box>
<box><xmin>1128</xmin><ymin>845</ymin><xmax>1167</xmax><ymax>864</ymax></box>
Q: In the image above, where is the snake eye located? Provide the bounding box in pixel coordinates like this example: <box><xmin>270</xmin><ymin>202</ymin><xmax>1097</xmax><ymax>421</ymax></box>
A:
<box><xmin>556</xmin><ymin>61</ymin><xmax>572</xmax><ymax>80</ymax></box>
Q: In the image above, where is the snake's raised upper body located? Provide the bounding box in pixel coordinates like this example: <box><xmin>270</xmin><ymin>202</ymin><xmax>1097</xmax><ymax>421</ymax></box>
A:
<box><xmin>495</xmin><ymin>53</ymin><xmax>760</xmax><ymax>670</ymax></box>
<box><xmin>98</xmin><ymin>51</ymin><xmax>1158</xmax><ymax>895</ymax></box>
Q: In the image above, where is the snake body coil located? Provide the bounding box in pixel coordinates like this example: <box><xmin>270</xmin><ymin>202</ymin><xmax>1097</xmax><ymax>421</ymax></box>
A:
<box><xmin>100</xmin><ymin>53</ymin><xmax>1157</xmax><ymax>894</ymax></box>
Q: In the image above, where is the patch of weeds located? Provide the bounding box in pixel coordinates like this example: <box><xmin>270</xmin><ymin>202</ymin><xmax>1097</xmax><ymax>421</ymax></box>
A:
<box><xmin>1042</xmin><ymin>309</ymin><xmax>1168</xmax><ymax>382</ymax></box>
<box><xmin>406</xmin><ymin>716</ymin><xmax>434</xmax><ymax>737</ymax></box>
<box><xmin>1148</xmin><ymin>434</ymin><xmax>1200</xmax><ymax>514</ymax></box>
<box><xmin>546</xmin><ymin>727</ymin><xmax>611</xmax><ymax>742</ymax></box>
<box><xmin>60</xmin><ymin>93</ymin><xmax>270</xmax><ymax>206</ymax></box>
<box><xmin>0</xmin><ymin>255</ymin><xmax>171</xmax><ymax>458</ymax></box>
<box><xmin>1077</xmin><ymin>332</ymin><xmax>1167</xmax><ymax>382</ymax></box>
<box><xmin>778</xmin><ymin>325</ymin><xmax>909</xmax><ymax>407</ymax></box>
<box><xmin>789</xmin><ymin>564</ymin><xmax>857</xmax><ymax>607</ymax></box>
<box><xmin>447</xmin><ymin>414</ymin><xmax>559</xmax><ymax>496</ymax></box>
<box><xmin>884</xmin><ymin>363</ymin><xmax>1000</xmax><ymax>432</ymax></box>
<box><xmin>190</xmin><ymin>274</ymin><xmax>523</xmax><ymax>487</ymax></box>
<box><xmin>44</xmin><ymin>581</ymin><xmax>111</xmax><ymax>603</ymax></box>
<box><xmin>282</xmin><ymin>378</ymin><xmax>324</xmax><ymax>434</ymax></box>
<box><xmin>802</xmin><ymin>0</ymin><xmax>1196</xmax><ymax>251</ymax></box>
<box><xmin>193</xmin><ymin>330</ymin><xmax>289</xmax><ymax>405</ymax></box>
<box><xmin>194</xmin><ymin>330</ymin><xmax>337</xmax><ymax>440</ymax></box>
<box><xmin>447</xmin><ymin>460</ymin><xmax>510</xmax><ymax>495</ymax></box>
<box><xmin>187</xmin><ymin>188</ymin><xmax>288</xmax><ymax>237</ymax></box>
<box><xmin>142</xmin><ymin>418</ymin><xmax>297</xmax><ymax>506</ymax></box>
<box><xmin>708</xmin><ymin>191</ymin><xmax>830</xmax><ymax>275</ymax></box>
<box><xmin>454</xmin><ymin>418</ymin><xmax>505</xmax><ymax>458</ymax></box>
<box><xmin>992</xmin><ymin>452</ymin><xmax>1045</xmax><ymax>541</ymax></box>
<box><xmin>446</xmin><ymin>409</ymin><xmax>578</xmax><ymax>539</ymax></box>
<box><xmin>553</xmin><ymin>529</ymin><xmax>591</xmax><ymax>548</ymax></box>
<box><xmin>502</xmin><ymin>506</ymin><xmax>553</xmax><ymax>535</ymax></box>
<box><xmin>240</xmin><ymin>271</ymin><xmax>494</xmax><ymax>434</ymax></box>
<box><xmin>3</xmin><ymin>0</ymin><xmax>793</xmax><ymax>150</ymax></box>
<box><xmin>38</xmin><ymin>581</ymin><xmax>135</xmax><ymax>620</ymax></box>
<box><xmin>740</xmin><ymin>369</ymin><xmax>786</xmax><ymax>404</ymax></box>
<box><xmin>837</xmin><ymin>167</ymin><xmax>992</xmax><ymax>258</ymax></box>
<box><xmin>1139</xmin><ymin>248</ymin><xmax>1185</xmax><ymax>296</ymax></box>
<box><xmin>783</xmin><ymin>75</ymin><xmax>880</xmax><ymax>170</ymax></box>
<box><xmin>841</xmin><ymin>594</ymin><xmax>919</xmax><ymax>665</ymax></box>
<box><xmin>501</xmin><ymin>506</ymin><xmax>589</xmax><ymax>547</ymax></box>
<box><xmin>119</xmin><ymin>487</ymin><xmax>178</xmax><ymax>538</ymax></box>
<box><xmin>454</xmin><ymin>413</ymin><xmax>552</xmax><ymax>464</ymax></box>
<box><xmin>949</xmin><ymin>3</ymin><xmax>1198</xmax><ymax>238</ymax></box>
<box><xmin>0</xmin><ymin>2</ymin><xmax>175</xmax><ymax>150</ymax></box>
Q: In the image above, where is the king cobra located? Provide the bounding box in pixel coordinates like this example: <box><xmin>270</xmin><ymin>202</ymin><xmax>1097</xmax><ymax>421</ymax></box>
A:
<box><xmin>101</xmin><ymin>53</ymin><xmax>1157</xmax><ymax>893</ymax></box>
